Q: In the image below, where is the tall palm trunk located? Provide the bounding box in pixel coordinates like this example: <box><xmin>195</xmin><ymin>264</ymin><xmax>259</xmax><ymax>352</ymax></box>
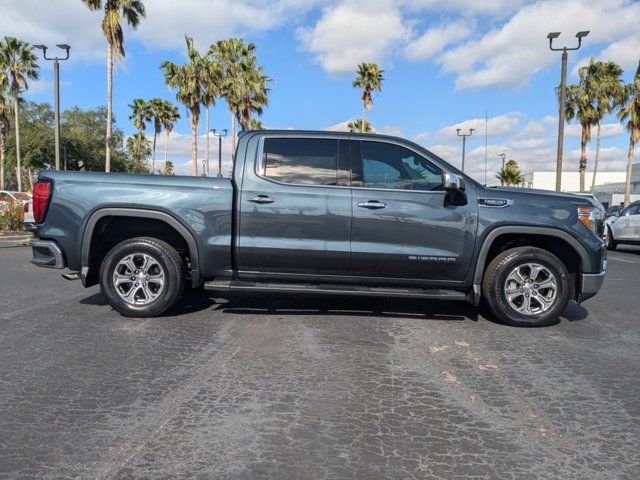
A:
<box><xmin>578</xmin><ymin>125</ymin><xmax>588</xmax><ymax>192</ymax></box>
<box><xmin>205</xmin><ymin>108</ymin><xmax>210</xmax><ymax>177</ymax></box>
<box><xmin>361</xmin><ymin>106</ymin><xmax>367</xmax><ymax>133</ymax></box>
<box><xmin>590</xmin><ymin>121</ymin><xmax>601</xmax><ymax>194</ymax></box>
<box><xmin>190</xmin><ymin>110</ymin><xmax>198</xmax><ymax>176</ymax></box>
<box><xmin>105</xmin><ymin>43</ymin><xmax>113</xmax><ymax>173</ymax></box>
<box><xmin>13</xmin><ymin>98</ymin><xmax>22</xmax><ymax>192</ymax></box>
<box><xmin>163</xmin><ymin>129</ymin><xmax>170</xmax><ymax>174</ymax></box>
<box><xmin>230</xmin><ymin>111</ymin><xmax>236</xmax><ymax>160</ymax></box>
<box><xmin>624</xmin><ymin>136</ymin><xmax>635</xmax><ymax>206</ymax></box>
<box><xmin>0</xmin><ymin>133</ymin><xmax>5</xmax><ymax>190</ymax></box>
<box><xmin>151</xmin><ymin>131</ymin><xmax>157</xmax><ymax>174</ymax></box>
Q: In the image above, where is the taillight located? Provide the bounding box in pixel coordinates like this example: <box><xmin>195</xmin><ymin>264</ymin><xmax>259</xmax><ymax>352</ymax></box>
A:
<box><xmin>33</xmin><ymin>181</ymin><xmax>52</xmax><ymax>223</ymax></box>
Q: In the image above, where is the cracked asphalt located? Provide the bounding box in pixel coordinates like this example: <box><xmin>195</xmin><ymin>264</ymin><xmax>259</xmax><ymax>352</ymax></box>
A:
<box><xmin>1</xmin><ymin>246</ymin><xmax>639</xmax><ymax>479</ymax></box>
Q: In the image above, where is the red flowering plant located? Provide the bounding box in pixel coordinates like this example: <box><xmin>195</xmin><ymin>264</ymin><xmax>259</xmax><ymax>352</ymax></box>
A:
<box><xmin>0</xmin><ymin>199</ymin><xmax>25</xmax><ymax>232</ymax></box>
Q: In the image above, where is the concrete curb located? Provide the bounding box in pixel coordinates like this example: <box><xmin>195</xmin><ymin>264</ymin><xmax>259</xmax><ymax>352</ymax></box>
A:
<box><xmin>0</xmin><ymin>233</ymin><xmax>33</xmax><ymax>248</ymax></box>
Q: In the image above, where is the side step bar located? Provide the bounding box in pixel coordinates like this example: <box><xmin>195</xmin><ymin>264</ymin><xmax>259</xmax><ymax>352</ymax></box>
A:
<box><xmin>204</xmin><ymin>279</ymin><xmax>467</xmax><ymax>301</ymax></box>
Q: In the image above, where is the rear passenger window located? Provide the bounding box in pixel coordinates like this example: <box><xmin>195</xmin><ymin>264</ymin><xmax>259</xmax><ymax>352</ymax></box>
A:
<box><xmin>361</xmin><ymin>141</ymin><xmax>443</xmax><ymax>191</ymax></box>
<box><xmin>262</xmin><ymin>138</ymin><xmax>339</xmax><ymax>185</ymax></box>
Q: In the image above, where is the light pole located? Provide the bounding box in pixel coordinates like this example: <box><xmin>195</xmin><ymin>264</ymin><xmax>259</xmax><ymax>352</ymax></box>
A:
<box><xmin>212</xmin><ymin>129</ymin><xmax>228</xmax><ymax>178</ymax></box>
<box><xmin>33</xmin><ymin>44</ymin><xmax>71</xmax><ymax>171</ymax></box>
<box><xmin>548</xmin><ymin>30</ymin><xmax>589</xmax><ymax>192</ymax></box>
<box><xmin>498</xmin><ymin>153</ymin><xmax>506</xmax><ymax>169</ymax></box>
<box><xmin>456</xmin><ymin>128</ymin><xmax>474</xmax><ymax>172</ymax></box>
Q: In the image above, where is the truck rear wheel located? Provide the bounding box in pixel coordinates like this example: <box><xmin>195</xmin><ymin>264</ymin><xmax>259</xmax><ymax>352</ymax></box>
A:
<box><xmin>99</xmin><ymin>237</ymin><xmax>185</xmax><ymax>317</ymax></box>
<box><xmin>482</xmin><ymin>247</ymin><xmax>571</xmax><ymax>327</ymax></box>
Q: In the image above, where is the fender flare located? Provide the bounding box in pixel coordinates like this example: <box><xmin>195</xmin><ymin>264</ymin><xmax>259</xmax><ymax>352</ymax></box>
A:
<box><xmin>80</xmin><ymin>208</ymin><xmax>200</xmax><ymax>287</ymax></box>
<box><xmin>472</xmin><ymin>225</ymin><xmax>591</xmax><ymax>288</ymax></box>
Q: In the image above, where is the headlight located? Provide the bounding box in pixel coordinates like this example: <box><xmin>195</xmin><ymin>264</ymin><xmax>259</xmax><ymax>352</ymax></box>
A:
<box><xmin>577</xmin><ymin>206</ymin><xmax>604</xmax><ymax>235</ymax></box>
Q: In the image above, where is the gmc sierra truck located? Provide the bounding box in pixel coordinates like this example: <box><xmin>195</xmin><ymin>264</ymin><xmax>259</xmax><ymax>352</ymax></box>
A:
<box><xmin>29</xmin><ymin>130</ymin><xmax>607</xmax><ymax>326</ymax></box>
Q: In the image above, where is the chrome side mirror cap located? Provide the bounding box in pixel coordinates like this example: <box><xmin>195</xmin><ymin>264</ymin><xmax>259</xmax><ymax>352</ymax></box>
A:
<box><xmin>444</xmin><ymin>173</ymin><xmax>465</xmax><ymax>191</ymax></box>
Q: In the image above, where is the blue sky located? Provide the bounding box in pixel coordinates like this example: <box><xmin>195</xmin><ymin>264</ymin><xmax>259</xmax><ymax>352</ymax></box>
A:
<box><xmin>3</xmin><ymin>0</ymin><xmax>640</xmax><ymax>180</ymax></box>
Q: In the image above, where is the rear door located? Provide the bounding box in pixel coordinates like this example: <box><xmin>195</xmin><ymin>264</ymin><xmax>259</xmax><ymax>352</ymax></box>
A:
<box><xmin>348</xmin><ymin>139</ymin><xmax>476</xmax><ymax>284</ymax></box>
<box><xmin>237</xmin><ymin>135</ymin><xmax>352</xmax><ymax>278</ymax></box>
<box><xmin>613</xmin><ymin>203</ymin><xmax>640</xmax><ymax>240</ymax></box>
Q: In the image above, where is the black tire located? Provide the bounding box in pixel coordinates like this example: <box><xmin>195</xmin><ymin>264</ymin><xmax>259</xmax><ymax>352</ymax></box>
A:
<box><xmin>482</xmin><ymin>247</ymin><xmax>571</xmax><ymax>327</ymax></box>
<box><xmin>606</xmin><ymin>227</ymin><xmax>617</xmax><ymax>251</ymax></box>
<box><xmin>99</xmin><ymin>237</ymin><xmax>185</xmax><ymax>317</ymax></box>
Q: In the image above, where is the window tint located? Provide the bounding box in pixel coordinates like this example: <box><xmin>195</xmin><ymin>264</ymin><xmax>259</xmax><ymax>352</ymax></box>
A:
<box><xmin>622</xmin><ymin>204</ymin><xmax>640</xmax><ymax>216</ymax></box>
<box><xmin>361</xmin><ymin>141</ymin><xmax>442</xmax><ymax>191</ymax></box>
<box><xmin>262</xmin><ymin>138</ymin><xmax>339</xmax><ymax>185</ymax></box>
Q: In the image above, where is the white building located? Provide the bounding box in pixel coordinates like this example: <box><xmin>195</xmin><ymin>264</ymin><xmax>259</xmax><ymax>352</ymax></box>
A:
<box><xmin>519</xmin><ymin>171</ymin><xmax>627</xmax><ymax>192</ymax></box>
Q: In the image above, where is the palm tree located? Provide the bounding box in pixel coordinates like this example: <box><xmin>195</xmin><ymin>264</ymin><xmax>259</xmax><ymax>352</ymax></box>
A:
<box><xmin>210</xmin><ymin>38</ymin><xmax>256</xmax><ymax>159</ymax></box>
<box><xmin>157</xmin><ymin>101</ymin><xmax>180</xmax><ymax>175</ymax></box>
<box><xmin>128</xmin><ymin>98</ymin><xmax>151</xmax><ymax>170</ymax></box>
<box><xmin>201</xmin><ymin>58</ymin><xmax>222</xmax><ymax>177</ymax></box>
<box><xmin>352</xmin><ymin>63</ymin><xmax>384</xmax><ymax>134</ymax></box>
<box><xmin>564</xmin><ymin>80</ymin><xmax>597</xmax><ymax>192</ymax></box>
<box><xmin>0</xmin><ymin>37</ymin><xmax>39</xmax><ymax>192</ymax></box>
<box><xmin>618</xmin><ymin>61</ymin><xmax>640</xmax><ymax>206</ymax></box>
<box><xmin>250</xmin><ymin>118</ymin><xmax>265</xmax><ymax>130</ymax></box>
<box><xmin>579</xmin><ymin>59</ymin><xmax>624</xmax><ymax>193</ymax></box>
<box><xmin>0</xmin><ymin>84</ymin><xmax>10</xmax><ymax>190</ymax></box>
<box><xmin>161</xmin><ymin>35</ymin><xmax>206</xmax><ymax>176</ymax></box>
<box><xmin>496</xmin><ymin>159</ymin><xmax>525</xmax><ymax>187</ymax></box>
<box><xmin>234</xmin><ymin>65</ymin><xmax>270</xmax><ymax>131</ymax></box>
<box><xmin>126</xmin><ymin>132</ymin><xmax>151</xmax><ymax>164</ymax></box>
<box><xmin>147</xmin><ymin>98</ymin><xmax>166</xmax><ymax>174</ymax></box>
<box><xmin>348</xmin><ymin>119</ymin><xmax>372</xmax><ymax>133</ymax></box>
<box><xmin>81</xmin><ymin>0</ymin><xmax>146</xmax><ymax>173</ymax></box>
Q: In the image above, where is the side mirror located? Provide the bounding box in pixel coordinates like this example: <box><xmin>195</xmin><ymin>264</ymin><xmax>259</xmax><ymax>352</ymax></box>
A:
<box><xmin>443</xmin><ymin>173</ymin><xmax>465</xmax><ymax>191</ymax></box>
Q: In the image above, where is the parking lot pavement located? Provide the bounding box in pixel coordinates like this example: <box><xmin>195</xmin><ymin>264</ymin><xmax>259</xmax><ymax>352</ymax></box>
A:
<box><xmin>1</xmin><ymin>246</ymin><xmax>639</xmax><ymax>479</ymax></box>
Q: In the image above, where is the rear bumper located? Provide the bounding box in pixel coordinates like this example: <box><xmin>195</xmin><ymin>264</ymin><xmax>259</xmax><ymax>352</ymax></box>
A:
<box><xmin>578</xmin><ymin>270</ymin><xmax>606</xmax><ymax>303</ymax></box>
<box><xmin>30</xmin><ymin>239</ymin><xmax>66</xmax><ymax>269</ymax></box>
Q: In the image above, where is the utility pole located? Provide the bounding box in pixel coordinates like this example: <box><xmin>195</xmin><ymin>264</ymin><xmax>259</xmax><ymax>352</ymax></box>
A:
<box><xmin>456</xmin><ymin>128</ymin><xmax>474</xmax><ymax>173</ymax></box>
<box><xmin>212</xmin><ymin>129</ymin><xmax>228</xmax><ymax>178</ymax></box>
<box><xmin>547</xmin><ymin>31</ymin><xmax>589</xmax><ymax>192</ymax></box>
<box><xmin>33</xmin><ymin>44</ymin><xmax>71</xmax><ymax>171</ymax></box>
<box><xmin>498</xmin><ymin>153</ymin><xmax>506</xmax><ymax>170</ymax></box>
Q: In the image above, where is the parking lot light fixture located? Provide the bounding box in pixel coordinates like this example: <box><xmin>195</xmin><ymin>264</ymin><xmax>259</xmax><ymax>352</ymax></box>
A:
<box><xmin>212</xmin><ymin>129</ymin><xmax>228</xmax><ymax>178</ymax></box>
<box><xmin>456</xmin><ymin>128</ymin><xmax>474</xmax><ymax>172</ymax></box>
<box><xmin>33</xmin><ymin>44</ymin><xmax>71</xmax><ymax>171</ymax></box>
<box><xmin>548</xmin><ymin>31</ymin><xmax>588</xmax><ymax>192</ymax></box>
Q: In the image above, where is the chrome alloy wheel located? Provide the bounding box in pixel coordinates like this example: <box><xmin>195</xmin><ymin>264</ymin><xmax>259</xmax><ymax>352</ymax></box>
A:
<box><xmin>112</xmin><ymin>253</ymin><xmax>165</xmax><ymax>305</ymax></box>
<box><xmin>503</xmin><ymin>263</ymin><xmax>558</xmax><ymax>316</ymax></box>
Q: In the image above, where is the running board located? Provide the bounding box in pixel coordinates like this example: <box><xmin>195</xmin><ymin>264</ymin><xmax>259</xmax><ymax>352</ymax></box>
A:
<box><xmin>204</xmin><ymin>279</ymin><xmax>468</xmax><ymax>301</ymax></box>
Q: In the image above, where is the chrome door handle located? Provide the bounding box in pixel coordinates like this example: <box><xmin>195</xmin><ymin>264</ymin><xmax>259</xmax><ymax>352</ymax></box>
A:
<box><xmin>357</xmin><ymin>200</ymin><xmax>386</xmax><ymax>209</ymax></box>
<box><xmin>248</xmin><ymin>195</ymin><xmax>275</xmax><ymax>204</ymax></box>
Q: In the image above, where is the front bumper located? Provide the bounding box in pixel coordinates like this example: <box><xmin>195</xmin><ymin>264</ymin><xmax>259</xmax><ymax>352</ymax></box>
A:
<box><xmin>578</xmin><ymin>270</ymin><xmax>606</xmax><ymax>303</ymax></box>
<box><xmin>30</xmin><ymin>239</ymin><xmax>66</xmax><ymax>269</ymax></box>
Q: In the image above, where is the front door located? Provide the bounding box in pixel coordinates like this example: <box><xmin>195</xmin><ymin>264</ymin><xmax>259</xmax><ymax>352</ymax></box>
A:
<box><xmin>238</xmin><ymin>136</ymin><xmax>352</xmax><ymax>278</ymax></box>
<box><xmin>612</xmin><ymin>203</ymin><xmax>640</xmax><ymax>240</ymax></box>
<box><xmin>348</xmin><ymin>139</ymin><xmax>477</xmax><ymax>284</ymax></box>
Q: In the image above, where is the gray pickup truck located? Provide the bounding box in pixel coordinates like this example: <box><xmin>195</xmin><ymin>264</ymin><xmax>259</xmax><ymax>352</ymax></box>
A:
<box><xmin>29</xmin><ymin>130</ymin><xmax>606</xmax><ymax>326</ymax></box>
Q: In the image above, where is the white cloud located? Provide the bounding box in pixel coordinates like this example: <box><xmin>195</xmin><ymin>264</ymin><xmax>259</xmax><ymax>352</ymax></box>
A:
<box><xmin>413</xmin><ymin>131</ymin><xmax>429</xmax><ymax>143</ymax></box>
<box><xmin>400</xmin><ymin>0</ymin><xmax>527</xmax><ymax>16</ymax></box>
<box><xmin>438</xmin><ymin>0</ymin><xmax>640</xmax><ymax>90</ymax></box>
<box><xmin>296</xmin><ymin>0</ymin><xmax>409</xmax><ymax>75</ymax></box>
<box><xmin>435</xmin><ymin>113</ymin><xmax>521</xmax><ymax>141</ymax></box>
<box><xmin>403</xmin><ymin>20</ymin><xmax>473</xmax><ymax>62</ymax></box>
<box><xmin>565</xmin><ymin>122</ymin><xmax>625</xmax><ymax>139</ymax></box>
<box><xmin>324</xmin><ymin>120</ymin><xmax>351</xmax><ymax>132</ymax></box>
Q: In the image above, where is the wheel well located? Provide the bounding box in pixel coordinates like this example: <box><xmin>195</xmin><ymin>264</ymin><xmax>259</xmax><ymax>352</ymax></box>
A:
<box><xmin>482</xmin><ymin>234</ymin><xmax>581</xmax><ymax>297</ymax></box>
<box><xmin>85</xmin><ymin>216</ymin><xmax>191</xmax><ymax>286</ymax></box>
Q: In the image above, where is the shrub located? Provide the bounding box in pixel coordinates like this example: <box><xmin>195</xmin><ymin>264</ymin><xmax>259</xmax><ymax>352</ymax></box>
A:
<box><xmin>0</xmin><ymin>200</ymin><xmax>25</xmax><ymax>232</ymax></box>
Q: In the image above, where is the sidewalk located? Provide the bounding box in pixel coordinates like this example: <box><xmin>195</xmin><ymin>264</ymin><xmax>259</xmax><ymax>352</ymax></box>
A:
<box><xmin>0</xmin><ymin>231</ymin><xmax>33</xmax><ymax>248</ymax></box>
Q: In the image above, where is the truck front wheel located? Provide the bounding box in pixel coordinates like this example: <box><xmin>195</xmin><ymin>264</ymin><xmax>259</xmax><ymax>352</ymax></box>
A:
<box><xmin>482</xmin><ymin>247</ymin><xmax>571</xmax><ymax>327</ymax></box>
<box><xmin>99</xmin><ymin>237</ymin><xmax>185</xmax><ymax>317</ymax></box>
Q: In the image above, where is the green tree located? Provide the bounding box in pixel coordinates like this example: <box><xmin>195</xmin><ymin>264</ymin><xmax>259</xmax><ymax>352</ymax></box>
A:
<box><xmin>618</xmin><ymin>61</ymin><xmax>640</xmax><ymax>206</ymax></box>
<box><xmin>126</xmin><ymin>132</ymin><xmax>151</xmax><ymax>166</ymax></box>
<box><xmin>249</xmin><ymin>118</ymin><xmax>265</xmax><ymax>130</ymax></box>
<box><xmin>147</xmin><ymin>98</ymin><xmax>166</xmax><ymax>174</ymax></box>
<box><xmin>161</xmin><ymin>160</ymin><xmax>174</xmax><ymax>175</ymax></box>
<box><xmin>210</xmin><ymin>38</ymin><xmax>256</xmax><ymax>159</ymax></box>
<box><xmin>161</xmin><ymin>35</ymin><xmax>207</xmax><ymax>176</ymax></box>
<box><xmin>348</xmin><ymin>119</ymin><xmax>372</xmax><ymax>133</ymax></box>
<box><xmin>0</xmin><ymin>83</ymin><xmax>10</xmax><ymax>189</ymax></box>
<box><xmin>201</xmin><ymin>58</ymin><xmax>222</xmax><ymax>177</ymax></box>
<box><xmin>579</xmin><ymin>59</ymin><xmax>625</xmax><ymax>193</ymax></box>
<box><xmin>81</xmin><ymin>0</ymin><xmax>146</xmax><ymax>173</ymax></box>
<box><xmin>352</xmin><ymin>62</ymin><xmax>383</xmax><ymax>133</ymax></box>
<box><xmin>156</xmin><ymin>100</ymin><xmax>180</xmax><ymax>175</ymax></box>
<box><xmin>0</xmin><ymin>36</ymin><xmax>39</xmax><ymax>191</ymax></box>
<box><xmin>496</xmin><ymin>159</ymin><xmax>525</xmax><ymax>187</ymax></box>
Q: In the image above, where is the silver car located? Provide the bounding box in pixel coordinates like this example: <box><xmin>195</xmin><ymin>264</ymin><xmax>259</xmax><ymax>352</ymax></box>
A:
<box><xmin>606</xmin><ymin>201</ymin><xmax>640</xmax><ymax>250</ymax></box>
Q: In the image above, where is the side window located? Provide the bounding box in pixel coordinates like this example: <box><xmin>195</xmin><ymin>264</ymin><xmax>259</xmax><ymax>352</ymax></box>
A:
<box><xmin>622</xmin><ymin>204</ymin><xmax>640</xmax><ymax>216</ymax></box>
<box><xmin>361</xmin><ymin>141</ymin><xmax>443</xmax><ymax>191</ymax></box>
<box><xmin>261</xmin><ymin>138</ymin><xmax>339</xmax><ymax>186</ymax></box>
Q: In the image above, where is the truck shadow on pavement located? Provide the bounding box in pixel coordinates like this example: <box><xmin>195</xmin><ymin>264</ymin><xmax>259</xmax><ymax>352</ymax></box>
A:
<box><xmin>81</xmin><ymin>290</ymin><xmax>589</xmax><ymax>324</ymax></box>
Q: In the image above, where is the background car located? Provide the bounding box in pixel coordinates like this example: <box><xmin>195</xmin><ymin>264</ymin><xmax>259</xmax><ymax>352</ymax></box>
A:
<box><xmin>0</xmin><ymin>190</ymin><xmax>35</xmax><ymax>226</ymax></box>
<box><xmin>606</xmin><ymin>205</ymin><xmax>624</xmax><ymax>218</ymax></box>
<box><xmin>605</xmin><ymin>201</ymin><xmax>640</xmax><ymax>250</ymax></box>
